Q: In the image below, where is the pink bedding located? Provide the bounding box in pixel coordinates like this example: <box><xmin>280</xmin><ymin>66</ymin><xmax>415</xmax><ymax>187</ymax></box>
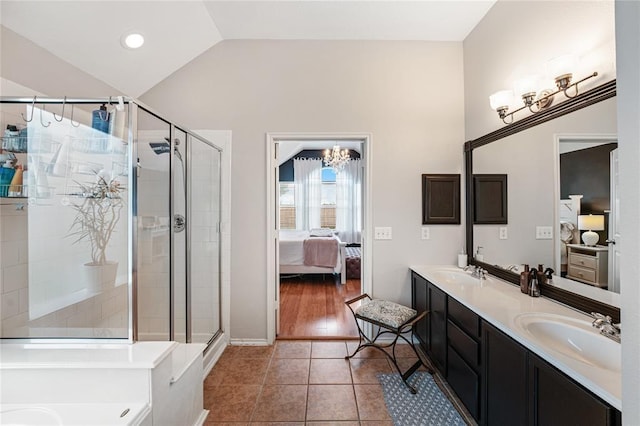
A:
<box><xmin>303</xmin><ymin>237</ymin><xmax>339</xmax><ymax>268</ymax></box>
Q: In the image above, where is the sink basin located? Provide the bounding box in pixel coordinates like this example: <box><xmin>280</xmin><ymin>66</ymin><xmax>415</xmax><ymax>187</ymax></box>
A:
<box><xmin>427</xmin><ymin>268</ymin><xmax>480</xmax><ymax>286</ymax></box>
<box><xmin>514</xmin><ymin>313</ymin><xmax>621</xmax><ymax>373</ymax></box>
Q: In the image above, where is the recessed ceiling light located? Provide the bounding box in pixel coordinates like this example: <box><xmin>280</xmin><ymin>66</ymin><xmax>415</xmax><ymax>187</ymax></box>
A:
<box><xmin>121</xmin><ymin>32</ymin><xmax>145</xmax><ymax>49</ymax></box>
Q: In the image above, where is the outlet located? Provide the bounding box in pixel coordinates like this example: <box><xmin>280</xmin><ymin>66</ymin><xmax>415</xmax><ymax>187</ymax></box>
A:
<box><xmin>374</xmin><ymin>227</ymin><xmax>392</xmax><ymax>240</ymax></box>
<box><xmin>421</xmin><ymin>227</ymin><xmax>430</xmax><ymax>240</ymax></box>
<box><xmin>499</xmin><ymin>227</ymin><xmax>508</xmax><ymax>240</ymax></box>
<box><xmin>536</xmin><ymin>226</ymin><xmax>553</xmax><ymax>240</ymax></box>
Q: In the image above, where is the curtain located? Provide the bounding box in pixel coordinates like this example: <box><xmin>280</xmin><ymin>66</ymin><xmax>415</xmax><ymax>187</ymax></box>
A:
<box><xmin>293</xmin><ymin>158</ymin><xmax>322</xmax><ymax>230</ymax></box>
<box><xmin>336</xmin><ymin>159</ymin><xmax>362</xmax><ymax>244</ymax></box>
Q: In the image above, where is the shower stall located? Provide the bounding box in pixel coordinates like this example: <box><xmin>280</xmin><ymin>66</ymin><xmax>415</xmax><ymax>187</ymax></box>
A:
<box><xmin>0</xmin><ymin>97</ymin><xmax>223</xmax><ymax>347</ymax></box>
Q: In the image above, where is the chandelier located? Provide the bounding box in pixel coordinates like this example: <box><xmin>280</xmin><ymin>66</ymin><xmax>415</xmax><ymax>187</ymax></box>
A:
<box><xmin>323</xmin><ymin>145</ymin><xmax>350</xmax><ymax>172</ymax></box>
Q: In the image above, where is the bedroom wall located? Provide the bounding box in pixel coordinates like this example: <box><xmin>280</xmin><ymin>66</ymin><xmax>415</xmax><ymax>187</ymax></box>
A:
<box><xmin>140</xmin><ymin>40</ymin><xmax>466</xmax><ymax>341</ymax></box>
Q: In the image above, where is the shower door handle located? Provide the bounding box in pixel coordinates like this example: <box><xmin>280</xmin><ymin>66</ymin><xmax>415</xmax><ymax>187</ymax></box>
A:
<box><xmin>174</xmin><ymin>214</ymin><xmax>186</xmax><ymax>233</ymax></box>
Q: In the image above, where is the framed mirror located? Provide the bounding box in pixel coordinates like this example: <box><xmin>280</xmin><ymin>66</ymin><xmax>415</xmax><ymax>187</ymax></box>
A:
<box><xmin>464</xmin><ymin>80</ymin><xmax>620</xmax><ymax>321</ymax></box>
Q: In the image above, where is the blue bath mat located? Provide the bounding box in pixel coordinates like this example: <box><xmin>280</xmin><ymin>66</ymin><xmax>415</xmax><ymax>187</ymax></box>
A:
<box><xmin>378</xmin><ymin>372</ymin><xmax>466</xmax><ymax>426</ymax></box>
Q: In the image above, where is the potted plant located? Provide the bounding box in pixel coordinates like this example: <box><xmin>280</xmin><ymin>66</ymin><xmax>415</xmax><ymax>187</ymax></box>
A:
<box><xmin>68</xmin><ymin>172</ymin><xmax>125</xmax><ymax>291</ymax></box>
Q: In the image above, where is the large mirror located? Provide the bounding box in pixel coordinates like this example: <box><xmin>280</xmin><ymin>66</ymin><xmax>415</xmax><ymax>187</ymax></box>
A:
<box><xmin>466</xmin><ymin>80</ymin><xmax>620</xmax><ymax>316</ymax></box>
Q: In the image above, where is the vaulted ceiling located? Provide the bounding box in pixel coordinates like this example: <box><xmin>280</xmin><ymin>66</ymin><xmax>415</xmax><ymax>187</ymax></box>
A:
<box><xmin>0</xmin><ymin>1</ymin><xmax>495</xmax><ymax>97</ymax></box>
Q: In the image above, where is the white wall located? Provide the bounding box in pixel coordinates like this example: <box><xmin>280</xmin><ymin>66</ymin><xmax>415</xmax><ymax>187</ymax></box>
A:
<box><xmin>140</xmin><ymin>40</ymin><xmax>466</xmax><ymax>340</ymax></box>
<box><xmin>615</xmin><ymin>1</ymin><xmax>640</xmax><ymax>423</ymax></box>
<box><xmin>464</xmin><ymin>1</ymin><xmax>616</xmax><ymax>141</ymax></box>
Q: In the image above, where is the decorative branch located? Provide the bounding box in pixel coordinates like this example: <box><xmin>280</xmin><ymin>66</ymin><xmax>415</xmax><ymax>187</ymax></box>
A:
<box><xmin>67</xmin><ymin>174</ymin><xmax>125</xmax><ymax>265</ymax></box>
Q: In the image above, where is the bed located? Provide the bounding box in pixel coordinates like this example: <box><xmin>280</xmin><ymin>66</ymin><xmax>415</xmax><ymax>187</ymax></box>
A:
<box><xmin>279</xmin><ymin>230</ymin><xmax>347</xmax><ymax>284</ymax></box>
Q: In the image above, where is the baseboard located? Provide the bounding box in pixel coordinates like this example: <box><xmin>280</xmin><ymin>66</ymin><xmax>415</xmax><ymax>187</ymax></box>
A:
<box><xmin>228</xmin><ymin>338</ymin><xmax>270</xmax><ymax>346</ymax></box>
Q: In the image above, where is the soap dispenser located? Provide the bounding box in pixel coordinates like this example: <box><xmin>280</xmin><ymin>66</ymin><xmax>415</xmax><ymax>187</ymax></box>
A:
<box><xmin>520</xmin><ymin>264</ymin><xmax>530</xmax><ymax>294</ymax></box>
<box><xmin>528</xmin><ymin>269</ymin><xmax>540</xmax><ymax>297</ymax></box>
<box><xmin>544</xmin><ymin>268</ymin><xmax>555</xmax><ymax>284</ymax></box>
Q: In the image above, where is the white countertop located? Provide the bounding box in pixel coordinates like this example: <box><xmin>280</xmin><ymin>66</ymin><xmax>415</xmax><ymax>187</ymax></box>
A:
<box><xmin>0</xmin><ymin>341</ymin><xmax>178</xmax><ymax>369</ymax></box>
<box><xmin>410</xmin><ymin>265</ymin><xmax>621</xmax><ymax>411</ymax></box>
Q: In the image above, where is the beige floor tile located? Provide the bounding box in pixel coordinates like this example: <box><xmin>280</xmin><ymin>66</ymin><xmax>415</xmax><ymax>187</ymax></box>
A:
<box><xmin>346</xmin><ymin>342</ymin><xmax>386</xmax><ymax>358</ymax></box>
<box><xmin>251</xmin><ymin>384</ymin><xmax>308</xmax><ymax>422</ymax></box>
<box><xmin>274</xmin><ymin>341</ymin><xmax>312</xmax><ymax>358</ymax></box>
<box><xmin>359</xmin><ymin>421</ymin><xmax>394</xmax><ymax>426</ymax></box>
<box><xmin>203</xmin><ymin>385</ymin><xmax>261</xmax><ymax>422</ymax></box>
<box><xmin>354</xmin><ymin>384</ymin><xmax>392</xmax><ymax>421</ymax></box>
<box><xmin>265</xmin><ymin>358</ymin><xmax>310</xmax><ymax>384</ymax></box>
<box><xmin>309</xmin><ymin>358</ymin><xmax>352</xmax><ymax>384</ymax></box>
<box><xmin>306</xmin><ymin>385</ymin><xmax>358</xmax><ymax>421</ymax></box>
<box><xmin>311</xmin><ymin>341</ymin><xmax>348</xmax><ymax>358</ymax></box>
<box><xmin>349</xmin><ymin>358</ymin><xmax>392</xmax><ymax>384</ymax></box>
<box><xmin>218</xmin><ymin>357</ymin><xmax>269</xmax><ymax>385</ymax></box>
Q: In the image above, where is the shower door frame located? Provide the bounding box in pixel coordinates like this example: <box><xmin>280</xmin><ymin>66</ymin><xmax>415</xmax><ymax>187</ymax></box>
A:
<box><xmin>131</xmin><ymin>102</ymin><xmax>224</xmax><ymax>345</ymax></box>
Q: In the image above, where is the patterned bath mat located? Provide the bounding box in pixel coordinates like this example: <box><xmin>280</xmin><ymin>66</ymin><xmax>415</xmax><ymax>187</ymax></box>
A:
<box><xmin>378</xmin><ymin>372</ymin><xmax>466</xmax><ymax>426</ymax></box>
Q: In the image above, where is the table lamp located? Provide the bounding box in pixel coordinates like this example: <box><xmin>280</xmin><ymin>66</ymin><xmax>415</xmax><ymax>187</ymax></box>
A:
<box><xmin>578</xmin><ymin>214</ymin><xmax>605</xmax><ymax>246</ymax></box>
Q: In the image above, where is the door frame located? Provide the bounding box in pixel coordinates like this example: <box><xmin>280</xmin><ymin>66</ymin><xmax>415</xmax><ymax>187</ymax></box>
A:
<box><xmin>266</xmin><ymin>132</ymin><xmax>373</xmax><ymax>344</ymax></box>
<box><xmin>553</xmin><ymin>133</ymin><xmax>618</xmax><ymax>279</ymax></box>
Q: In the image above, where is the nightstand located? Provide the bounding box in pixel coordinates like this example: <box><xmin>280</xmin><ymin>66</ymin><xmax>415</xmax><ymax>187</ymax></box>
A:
<box><xmin>566</xmin><ymin>244</ymin><xmax>609</xmax><ymax>288</ymax></box>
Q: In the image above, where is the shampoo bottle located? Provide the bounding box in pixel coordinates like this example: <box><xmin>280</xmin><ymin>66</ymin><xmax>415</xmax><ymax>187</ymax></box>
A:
<box><xmin>8</xmin><ymin>165</ymin><xmax>23</xmax><ymax>197</ymax></box>
<box><xmin>91</xmin><ymin>104</ymin><xmax>110</xmax><ymax>134</ymax></box>
<box><xmin>0</xmin><ymin>161</ymin><xmax>16</xmax><ymax>197</ymax></box>
<box><xmin>520</xmin><ymin>264</ymin><xmax>530</xmax><ymax>294</ymax></box>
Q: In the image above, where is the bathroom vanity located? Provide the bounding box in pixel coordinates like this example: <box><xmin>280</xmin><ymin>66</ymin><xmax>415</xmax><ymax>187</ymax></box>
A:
<box><xmin>411</xmin><ymin>266</ymin><xmax>621</xmax><ymax>426</ymax></box>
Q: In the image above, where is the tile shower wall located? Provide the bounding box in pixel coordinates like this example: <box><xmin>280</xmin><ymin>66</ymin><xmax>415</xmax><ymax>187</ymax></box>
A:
<box><xmin>0</xmin><ymin>204</ymin><xmax>128</xmax><ymax>338</ymax></box>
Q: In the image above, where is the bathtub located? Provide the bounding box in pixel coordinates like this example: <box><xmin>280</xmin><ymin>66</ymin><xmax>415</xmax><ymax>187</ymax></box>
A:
<box><xmin>0</xmin><ymin>402</ymin><xmax>151</xmax><ymax>425</ymax></box>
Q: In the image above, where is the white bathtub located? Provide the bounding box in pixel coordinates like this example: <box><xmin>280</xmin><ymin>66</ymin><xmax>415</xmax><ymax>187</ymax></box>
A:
<box><xmin>0</xmin><ymin>403</ymin><xmax>151</xmax><ymax>426</ymax></box>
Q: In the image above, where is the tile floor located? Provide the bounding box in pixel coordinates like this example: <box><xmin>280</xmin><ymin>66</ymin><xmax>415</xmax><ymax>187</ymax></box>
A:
<box><xmin>203</xmin><ymin>340</ymin><xmax>431</xmax><ymax>425</ymax></box>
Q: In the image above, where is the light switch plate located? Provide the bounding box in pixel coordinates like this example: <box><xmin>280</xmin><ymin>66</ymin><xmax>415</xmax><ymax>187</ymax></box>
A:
<box><xmin>421</xmin><ymin>227</ymin><xmax>430</xmax><ymax>240</ymax></box>
<box><xmin>374</xmin><ymin>227</ymin><xmax>392</xmax><ymax>240</ymax></box>
<box><xmin>536</xmin><ymin>226</ymin><xmax>553</xmax><ymax>240</ymax></box>
<box><xmin>499</xmin><ymin>227</ymin><xmax>508</xmax><ymax>240</ymax></box>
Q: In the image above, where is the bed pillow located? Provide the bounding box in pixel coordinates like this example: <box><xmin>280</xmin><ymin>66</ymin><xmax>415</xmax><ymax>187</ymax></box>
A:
<box><xmin>309</xmin><ymin>228</ymin><xmax>334</xmax><ymax>237</ymax></box>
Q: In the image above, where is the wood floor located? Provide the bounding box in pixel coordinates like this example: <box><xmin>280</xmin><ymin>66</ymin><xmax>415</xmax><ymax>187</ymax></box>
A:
<box><xmin>278</xmin><ymin>275</ymin><xmax>361</xmax><ymax>339</ymax></box>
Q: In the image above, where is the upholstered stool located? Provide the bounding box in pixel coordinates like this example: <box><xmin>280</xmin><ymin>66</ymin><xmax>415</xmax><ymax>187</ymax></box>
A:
<box><xmin>345</xmin><ymin>294</ymin><xmax>432</xmax><ymax>393</ymax></box>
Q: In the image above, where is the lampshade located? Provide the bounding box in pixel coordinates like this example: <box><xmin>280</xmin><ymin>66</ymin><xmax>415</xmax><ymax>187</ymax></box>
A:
<box><xmin>577</xmin><ymin>214</ymin><xmax>605</xmax><ymax>231</ymax></box>
<box><xmin>489</xmin><ymin>90</ymin><xmax>513</xmax><ymax>110</ymax></box>
<box><xmin>546</xmin><ymin>54</ymin><xmax>578</xmax><ymax>79</ymax></box>
<box><xmin>514</xmin><ymin>75</ymin><xmax>539</xmax><ymax>97</ymax></box>
<box><xmin>578</xmin><ymin>214</ymin><xmax>604</xmax><ymax>246</ymax></box>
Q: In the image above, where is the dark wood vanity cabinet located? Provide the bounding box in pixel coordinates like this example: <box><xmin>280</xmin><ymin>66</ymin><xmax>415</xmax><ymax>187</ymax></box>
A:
<box><xmin>482</xmin><ymin>321</ymin><xmax>528</xmax><ymax>426</ymax></box>
<box><xmin>529</xmin><ymin>354</ymin><xmax>621</xmax><ymax>426</ymax></box>
<box><xmin>411</xmin><ymin>271</ymin><xmax>620</xmax><ymax>426</ymax></box>
<box><xmin>447</xmin><ymin>298</ymin><xmax>481</xmax><ymax>421</ymax></box>
<box><xmin>482</xmin><ymin>320</ymin><xmax>621</xmax><ymax>426</ymax></box>
<box><xmin>411</xmin><ymin>271</ymin><xmax>447</xmax><ymax>374</ymax></box>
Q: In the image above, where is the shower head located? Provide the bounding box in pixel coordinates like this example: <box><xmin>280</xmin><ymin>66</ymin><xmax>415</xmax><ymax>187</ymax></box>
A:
<box><xmin>149</xmin><ymin>138</ymin><xmax>181</xmax><ymax>156</ymax></box>
<box><xmin>149</xmin><ymin>141</ymin><xmax>171</xmax><ymax>155</ymax></box>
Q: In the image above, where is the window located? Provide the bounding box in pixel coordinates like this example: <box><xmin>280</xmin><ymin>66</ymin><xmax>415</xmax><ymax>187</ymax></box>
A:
<box><xmin>321</xmin><ymin>167</ymin><xmax>336</xmax><ymax>229</ymax></box>
<box><xmin>279</xmin><ymin>182</ymin><xmax>296</xmax><ymax>229</ymax></box>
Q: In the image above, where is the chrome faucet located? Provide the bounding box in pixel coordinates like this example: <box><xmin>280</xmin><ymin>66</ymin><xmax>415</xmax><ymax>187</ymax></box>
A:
<box><xmin>590</xmin><ymin>312</ymin><xmax>621</xmax><ymax>343</ymax></box>
<box><xmin>470</xmin><ymin>266</ymin><xmax>488</xmax><ymax>280</ymax></box>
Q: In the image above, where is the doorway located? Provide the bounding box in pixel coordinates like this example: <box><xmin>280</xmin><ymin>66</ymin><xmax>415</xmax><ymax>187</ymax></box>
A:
<box><xmin>554</xmin><ymin>134</ymin><xmax>619</xmax><ymax>292</ymax></box>
<box><xmin>266</xmin><ymin>133</ymin><xmax>372</xmax><ymax>342</ymax></box>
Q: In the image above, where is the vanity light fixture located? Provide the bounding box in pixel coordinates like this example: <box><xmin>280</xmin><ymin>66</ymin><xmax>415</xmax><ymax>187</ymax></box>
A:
<box><xmin>489</xmin><ymin>57</ymin><xmax>598</xmax><ymax>124</ymax></box>
<box><xmin>578</xmin><ymin>214</ymin><xmax>605</xmax><ymax>246</ymax></box>
<box><xmin>121</xmin><ymin>32</ymin><xmax>145</xmax><ymax>49</ymax></box>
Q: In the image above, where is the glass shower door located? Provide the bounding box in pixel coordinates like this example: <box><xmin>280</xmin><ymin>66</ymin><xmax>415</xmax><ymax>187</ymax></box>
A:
<box><xmin>135</xmin><ymin>110</ymin><xmax>171</xmax><ymax>341</ymax></box>
<box><xmin>189</xmin><ymin>134</ymin><xmax>222</xmax><ymax>344</ymax></box>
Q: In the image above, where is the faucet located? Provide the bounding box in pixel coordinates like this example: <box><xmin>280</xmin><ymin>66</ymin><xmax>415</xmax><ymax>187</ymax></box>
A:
<box><xmin>470</xmin><ymin>266</ymin><xmax>488</xmax><ymax>280</ymax></box>
<box><xmin>590</xmin><ymin>312</ymin><xmax>621</xmax><ymax>343</ymax></box>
